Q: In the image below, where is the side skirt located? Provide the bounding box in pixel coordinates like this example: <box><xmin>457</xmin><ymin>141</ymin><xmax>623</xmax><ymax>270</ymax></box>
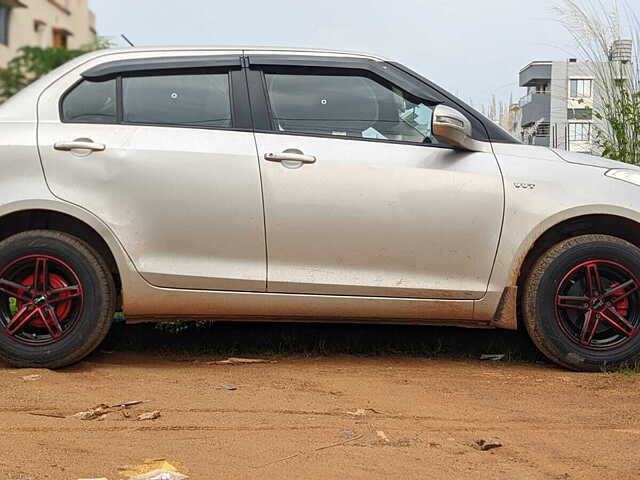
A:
<box><xmin>123</xmin><ymin>286</ymin><xmax>478</xmax><ymax>325</ymax></box>
<box><xmin>126</xmin><ymin>313</ymin><xmax>492</xmax><ymax>329</ymax></box>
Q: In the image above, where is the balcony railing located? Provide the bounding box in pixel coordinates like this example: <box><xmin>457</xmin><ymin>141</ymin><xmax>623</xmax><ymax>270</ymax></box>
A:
<box><xmin>519</xmin><ymin>91</ymin><xmax>550</xmax><ymax>107</ymax></box>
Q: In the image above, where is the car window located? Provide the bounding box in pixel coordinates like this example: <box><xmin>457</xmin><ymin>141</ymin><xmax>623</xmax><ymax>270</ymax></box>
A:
<box><xmin>264</xmin><ymin>71</ymin><xmax>437</xmax><ymax>144</ymax></box>
<box><xmin>122</xmin><ymin>73</ymin><xmax>232</xmax><ymax>128</ymax></box>
<box><xmin>61</xmin><ymin>79</ymin><xmax>117</xmax><ymax>124</ymax></box>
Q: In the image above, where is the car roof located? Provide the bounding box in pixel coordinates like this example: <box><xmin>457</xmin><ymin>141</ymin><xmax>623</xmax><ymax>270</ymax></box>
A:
<box><xmin>82</xmin><ymin>46</ymin><xmax>389</xmax><ymax>62</ymax></box>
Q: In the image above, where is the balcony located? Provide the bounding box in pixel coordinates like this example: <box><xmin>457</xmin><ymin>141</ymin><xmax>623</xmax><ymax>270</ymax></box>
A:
<box><xmin>520</xmin><ymin>92</ymin><xmax>551</xmax><ymax>126</ymax></box>
<box><xmin>519</xmin><ymin>62</ymin><xmax>552</xmax><ymax>87</ymax></box>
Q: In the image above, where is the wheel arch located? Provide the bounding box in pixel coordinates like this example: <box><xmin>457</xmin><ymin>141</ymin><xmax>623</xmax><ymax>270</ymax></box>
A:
<box><xmin>487</xmin><ymin>208</ymin><xmax>640</xmax><ymax>330</ymax></box>
<box><xmin>515</xmin><ymin>213</ymin><xmax>640</xmax><ymax>290</ymax></box>
<box><xmin>506</xmin><ymin>212</ymin><xmax>640</xmax><ymax>329</ymax></box>
<box><xmin>0</xmin><ymin>201</ymin><xmax>134</xmax><ymax>309</ymax></box>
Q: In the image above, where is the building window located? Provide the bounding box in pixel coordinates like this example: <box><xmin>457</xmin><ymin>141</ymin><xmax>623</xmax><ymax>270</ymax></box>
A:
<box><xmin>567</xmin><ymin>108</ymin><xmax>593</xmax><ymax>120</ymax></box>
<box><xmin>568</xmin><ymin>123</ymin><xmax>591</xmax><ymax>141</ymax></box>
<box><xmin>52</xmin><ymin>28</ymin><xmax>69</xmax><ymax>48</ymax></box>
<box><xmin>0</xmin><ymin>5</ymin><xmax>10</xmax><ymax>46</ymax></box>
<box><xmin>34</xmin><ymin>19</ymin><xmax>46</xmax><ymax>33</ymax></box>
<box><xmin>570</xmin><ymin>79</ymin><xmax>593</xmax><ymax>98</ymax></box>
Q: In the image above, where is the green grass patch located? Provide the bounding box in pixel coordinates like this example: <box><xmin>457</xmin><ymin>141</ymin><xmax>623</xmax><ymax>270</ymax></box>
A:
<box><xmin>601</xmin><ymin>360</ymin><xmax>640</xmax><ymax>376</ymax></box>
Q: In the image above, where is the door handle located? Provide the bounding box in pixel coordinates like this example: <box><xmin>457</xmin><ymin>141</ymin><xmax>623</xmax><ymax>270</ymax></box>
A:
<box><xmin>54</xmin><ymin>140</ymin><xmax>106</xmax><ymax>152</ymax></box>
<box><xmin>264</xmin><ymin>152</ymin><xmax>316</xmax><ymax>164</ymax></box>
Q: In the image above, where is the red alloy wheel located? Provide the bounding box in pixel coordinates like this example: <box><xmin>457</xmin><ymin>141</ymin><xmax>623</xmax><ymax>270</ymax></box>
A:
<box><xmin>555</xmin><ymin>259</ymin><xmax>640</xmax><ymax>351</ymax></box>
<box><xmin>0</xmin><ymin>255</ymin><xmax>84</xmax><ymax>346</ymax></box>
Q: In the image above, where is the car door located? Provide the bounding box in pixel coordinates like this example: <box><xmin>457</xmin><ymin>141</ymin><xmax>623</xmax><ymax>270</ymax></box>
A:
<box><xmin>246</xmin><ymin>55</ymin><xmax>504</xmax><ymax>300</ymax></box>
<box><xmin>37</xmin><ymin>54</ymin><xmax>267</xmax><ymax>291</ymax></box>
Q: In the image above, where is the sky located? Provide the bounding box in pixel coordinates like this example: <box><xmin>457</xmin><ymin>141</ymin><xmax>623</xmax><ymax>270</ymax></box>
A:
<box><xmin>88</xmin><ymin>0</ymin><xmax>639</xmax><ymax>111</ymax></box>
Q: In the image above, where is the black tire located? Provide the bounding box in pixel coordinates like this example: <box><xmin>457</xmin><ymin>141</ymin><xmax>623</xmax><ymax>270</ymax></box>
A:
<box><xmin>523</xmin><ymin>234</ymin><xmax>640</xmax><ymax>371</ymax></box>
<box><xmin>0</xmin><ymin>230</ymin><xmax>115</xmax><ymax>368</ymax></box>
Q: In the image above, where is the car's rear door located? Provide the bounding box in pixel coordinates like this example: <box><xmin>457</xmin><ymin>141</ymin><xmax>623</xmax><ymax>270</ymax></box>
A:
<box><xmin>37</xmin><ymin>52</ymin><xmax>267</xmax><ymax>291</ymax></box>
<box><xmin>246</xmin><ymin>54</ymin><xmax>504</xmax><ymax>299</ymax></box>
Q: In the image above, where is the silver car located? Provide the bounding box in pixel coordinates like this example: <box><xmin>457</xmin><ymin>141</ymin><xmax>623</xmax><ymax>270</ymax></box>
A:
<box><xmin>1</xmin><ymin>46</ymin><xmax>639</xmax><ymax>371</ymax></box>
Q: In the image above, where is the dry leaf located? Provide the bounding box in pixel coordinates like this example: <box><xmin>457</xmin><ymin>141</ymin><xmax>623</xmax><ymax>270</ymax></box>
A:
<box><xmin>211</xmin><ymin>357</ymin><xmax>276</xmax><ymax>365</ymax></box>
<box><xmin>137</xmin><ymin>410</ymin><xmax>161</xmax><ymax>421</ymax></box>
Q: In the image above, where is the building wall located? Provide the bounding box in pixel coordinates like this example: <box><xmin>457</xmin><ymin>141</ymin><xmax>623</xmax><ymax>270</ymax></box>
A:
<box><xmin>520</xmin><ymin>60</ymin><xmax>606</xmax><ymax>154</ymax></box>
<box><xmin>549</xmin><ymin>61</ymin><xmax>598</xmax><ymax>153</ymax></box>
<box><xmin>0</xmin><ymin>0</ymin><xmax>96</xmax><ymax>68</ymax></box>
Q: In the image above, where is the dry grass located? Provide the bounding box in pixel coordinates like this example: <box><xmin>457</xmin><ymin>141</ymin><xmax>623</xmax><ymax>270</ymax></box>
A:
<box><xmin>101</xmin><ymin>320</ymin><xmax>545</xmax><ymax>364</ymax></box>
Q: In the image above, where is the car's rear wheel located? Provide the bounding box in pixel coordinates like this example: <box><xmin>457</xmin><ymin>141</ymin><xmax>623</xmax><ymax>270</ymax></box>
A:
<box><xmin>0</xmin><ymin>230</ymin><xmax>115</xmax><ymax>368</ymax></box>
<box><xmin>523</xmin><ymin>234</ymin><xmax>640</xmax><ymax>371</ymax></box>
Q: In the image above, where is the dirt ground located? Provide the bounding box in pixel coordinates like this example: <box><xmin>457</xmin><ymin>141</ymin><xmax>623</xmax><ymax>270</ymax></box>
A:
<box><xmin>1</xmin><ymin>323</ymin><xmax>639</xmax><ymax>480</ymax></box>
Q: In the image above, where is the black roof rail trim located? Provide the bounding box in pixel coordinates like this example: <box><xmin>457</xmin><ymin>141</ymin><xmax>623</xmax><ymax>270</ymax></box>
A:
<box><xmin>247</xmin><ymin>54</ymin><xmax>445</xmax><ymax>104</ymax></box>
<box><xmin>81</xmin><ymin>55</ymin><xmax>242</xmax><ymax>80</ymax></box>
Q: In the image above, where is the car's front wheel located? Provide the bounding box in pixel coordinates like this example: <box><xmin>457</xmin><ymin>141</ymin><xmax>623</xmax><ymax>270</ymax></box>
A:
<box><xmin>523</xmin><ymin>234</ymin><xmax>640</xmax><ymax>371</ymax></box>
<box><xmin>0</xmin><ymin>230</ymin><xmax>115</xmax><ymax>369</ymax></box>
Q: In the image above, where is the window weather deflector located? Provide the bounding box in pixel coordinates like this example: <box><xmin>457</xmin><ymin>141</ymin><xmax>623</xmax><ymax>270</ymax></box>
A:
<box><xmin>247</xmin><ymin>55</ymin><xmax>444</xmax><ymax>104</ymax></box>
<box><xmin>81</xmin><ymin>55</ymin><xmax>243</xmax><ymax>80</ymax></box>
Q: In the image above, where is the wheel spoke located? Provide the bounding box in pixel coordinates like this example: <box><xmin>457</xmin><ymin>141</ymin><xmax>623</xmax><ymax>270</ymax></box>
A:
<box><xmin>0</xmin><ymin>278</ymin><xmax>30</xmax><ymax>302</ymax></box>
<box><xmin>38</xmin><ymin>306</ymin><xmax>62</xmax><ymax>339</ymax></box>
<box><xmin>600</xmin><ymin>306</ymin><xmax>636</xmax><ymax>337</ymax></box>
<box><xmin>580</xmin><ymin>310</ymin><xmax>600</xmax><ymax>346</ymax></box>
<box><xmin>585</xmin><ymin>263</ymin><xmax>603</xmax><ymax>297</ymax></box>
<box><xmin>6</xmin><ymin>306</ymin><xmax>39</xmax><ymax>336</ymax></box>
<box><xmin>603</xmin><ymin>279</ymin><xmax>636</xmax><ymax>298</ymax></box>
<box><xmin>47</xmin><ymin>285</ymin><xmax>81</xmax><ymax>304</ymax></box>
<box><xmin>605</xmin><ymin>281</ymin><xmax>639</xmax><ymax>305</ymax></box>
<box><xmin>557</xmin><ymin>295</ymin><xmax>589</xmax><ymax>310</ymax></box>
<box><xmin>33</xmin><ymin>257</ymin><xmax>48</xmax><ymax>292</ymax></box>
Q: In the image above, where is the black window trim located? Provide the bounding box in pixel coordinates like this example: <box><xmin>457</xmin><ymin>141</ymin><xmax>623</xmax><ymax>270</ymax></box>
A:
<box><xmin>248</xmin><ymin>57</ymin><xmax>455</xmax><ymax>150</ymax></box>
<box><xmin>60</xmin><ymin>61</ymin><xmax>253</xmax><ymax>132</ymax></box>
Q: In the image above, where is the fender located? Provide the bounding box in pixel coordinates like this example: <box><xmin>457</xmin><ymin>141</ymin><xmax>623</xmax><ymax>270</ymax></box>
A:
<box><xmin>476</xmin><ymin>204</ymin><xmax>640</xmax><ymax>327</ymax></box>
<box><xmin>0</xmin><ymin>198</ymin><xmax>145</xmax><ymax>296</ymax></box>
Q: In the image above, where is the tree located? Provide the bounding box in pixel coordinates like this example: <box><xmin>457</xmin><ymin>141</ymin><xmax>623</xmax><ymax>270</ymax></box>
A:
<box><xmin>0</xmin><ymin>37</ymin><xmax>112</xmax><ymax>102</ymax></box>
<box><xmin>555</xmin><ymin>0</ymin><xmax>640</xmax><ymax>163</ymax></box>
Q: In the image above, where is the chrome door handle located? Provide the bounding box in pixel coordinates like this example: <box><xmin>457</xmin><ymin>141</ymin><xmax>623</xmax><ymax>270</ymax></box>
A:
<box><xmin>54</xmin><ymin>140</ymin><xmax>106</xmax><ymax>152</ymax></box>
<box><xmin>264</xmin><ymin>152</ymin><xmax>316</xmax><ymax>164</ymax></box>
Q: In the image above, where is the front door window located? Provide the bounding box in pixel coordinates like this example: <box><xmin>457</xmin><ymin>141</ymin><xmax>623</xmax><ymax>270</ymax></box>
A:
<box><xmin>264</xmin><ymin>71</ymin><xmax>437</xmax><ymax>144</ymax></box>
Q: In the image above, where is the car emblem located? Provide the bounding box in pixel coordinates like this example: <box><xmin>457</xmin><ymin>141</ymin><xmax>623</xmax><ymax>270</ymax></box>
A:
<box><xmin>514</xmin><ymin>182</ymin><xmax>536</xmax><ymax>190</ymax></box>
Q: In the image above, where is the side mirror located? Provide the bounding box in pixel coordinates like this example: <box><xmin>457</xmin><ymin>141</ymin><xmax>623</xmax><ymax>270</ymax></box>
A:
<box><xmin>432</xmin><ymin>105</ymin><xmax>487</xmax><ymax>152</ymax></box>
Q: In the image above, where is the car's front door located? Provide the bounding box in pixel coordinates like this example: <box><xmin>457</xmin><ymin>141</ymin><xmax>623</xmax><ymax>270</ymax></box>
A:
<box><xmin>248</xmin><ymin>57</ymin><xmax>504</xmax><ymax>299</ymax></box>
<box><xmin>37</xmin><ymin>55</ymin><xmax>266</xmax><ymax>291</ymax></box>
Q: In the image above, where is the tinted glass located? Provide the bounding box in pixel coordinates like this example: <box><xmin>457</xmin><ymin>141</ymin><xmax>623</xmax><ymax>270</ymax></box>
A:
<box><xmin>265</xmin><ymin>72</ymin><xmax>437</xmax><ymax>144</ymax></box>
<box><xmin>62</xmin><ymin>79</ymin><xmax>117</xmax><ymax>124</ymax></box>
<box><xmin>567</xmin><ymin>108</ymin><xmax>593</xmax><ymax>120</ymax></box>
<box><xmin>123</xmin><ymin>73</ymin><xmax>231</xmax><ymax>128</ymax></box>
<box><xmin>0</xmin><ymin>6</ymin><xmax>8</xmax><ymax>46</ymax></box>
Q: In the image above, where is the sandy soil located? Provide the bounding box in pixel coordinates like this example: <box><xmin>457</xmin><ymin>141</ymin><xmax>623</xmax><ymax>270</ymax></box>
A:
<box><xmin>1</xmin><ymin>342</ymin><xmax>640</xmax><ymax>479</ymax></box>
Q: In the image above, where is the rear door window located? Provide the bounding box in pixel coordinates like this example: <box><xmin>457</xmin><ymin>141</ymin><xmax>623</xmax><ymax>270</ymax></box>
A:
<box><xmin>122</xmin><ymin>73</ymin><xmax>232</xmax><ymax>128</ymax></box>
